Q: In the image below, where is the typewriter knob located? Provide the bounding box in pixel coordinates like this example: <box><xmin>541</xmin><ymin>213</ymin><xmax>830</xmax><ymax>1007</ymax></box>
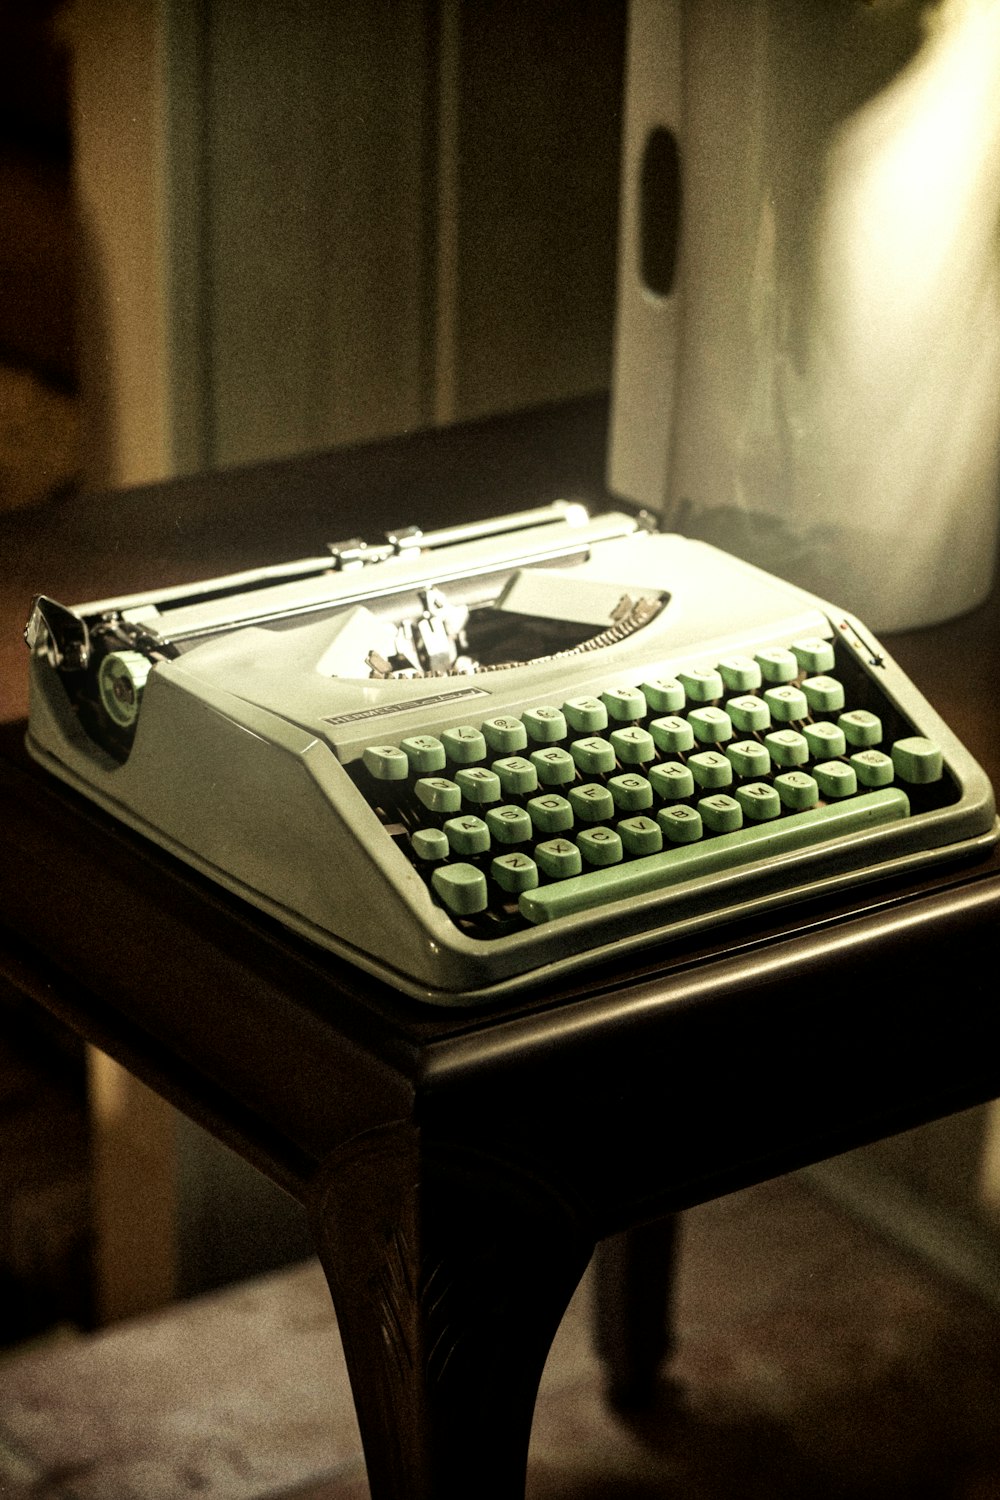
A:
<box><xmin>97</xmin><ymin>650</ymin><xmax>153</xmax><ymax>729</ymax></box>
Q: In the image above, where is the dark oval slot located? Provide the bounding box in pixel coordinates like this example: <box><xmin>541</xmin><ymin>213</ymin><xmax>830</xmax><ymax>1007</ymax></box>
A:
<box><xmin>639</xmin><ymin>126</ymin><xmax>681</xmax><ymax>297</ymax></box>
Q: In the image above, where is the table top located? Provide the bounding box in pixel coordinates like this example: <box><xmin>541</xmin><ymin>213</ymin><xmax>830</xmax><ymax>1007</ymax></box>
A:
<box><xmin>3</xmin><ymin>396</ymin><xmax>999</xmax><ymax>1233</ymax></box>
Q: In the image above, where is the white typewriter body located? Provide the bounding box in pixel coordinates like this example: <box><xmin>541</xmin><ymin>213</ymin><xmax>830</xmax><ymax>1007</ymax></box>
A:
<box><xmin>24</xmin><ymin>504</ymin><xmax>997</xmax><ymax>1004</ymax></box>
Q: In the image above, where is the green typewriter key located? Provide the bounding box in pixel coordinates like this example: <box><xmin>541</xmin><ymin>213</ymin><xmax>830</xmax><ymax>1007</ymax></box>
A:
<box><xmin>727</xmin><ymin>694</ymin><xmax>770</xmax><ymax>733</ymax></box>
<box><xmin>814</xmin><ymin>760</ymin><xmax>857</xmax><ymax>798</ymax></box>
<box><xmin>362</xmin><ymin>744</ymin><xmax>409</xmax><ymax>780</ymax></box>
<box><xmin>618</xmin><ymin>815</ymin><xmax>663</xmax><ymax>855</ymax></box>
<box><xmin>401</xmin><ymin>735</ymin><xmax>447</xmax><ymax>773</ymax></box>
<box><xmin>838</xmin><ymin>710</ymin><xmax>882</xmax><ymax>748</ymax></box>
<box><xmin>764</xmin><ymin>685</ymin><xmax>808</xmax><ymax>723</ymax></box>
<box><xmin>441</xmin><ymin>725</ymin><xmax>488</xmax><ymax>764</ymax></box>
<box><xmin>456</xmin><ymin>767</ymin><xmax>502</xmax><ymax>804</ymax></box>
<box><xmin>570</xmin><ymin>783</ymin><xmax>615</xmax><ymax>823</ymax></box>
<box><xmin>688</xmin><ymin>706</ymin><xmax>733</xmax><ymax>744</ymax></box>
<box><xmin>658</xmin><ymin>804</ymin><xmax>703</xmax><ymax>843</ymax></box>
<box><xmin>491</xmin><ymin>851</ymin><xmax>539</xmax><ymax>894</ymax></box>
<box><xmin>493</xmin><ymin>755</ymin><xmax>538</xmax><ymax>796</ymax></box>
<box><xmin>774</xmin><ymin>771</ymin><xmax>819</xmax><ymax>810</ymax></box>
<box><xmin>601</xmin><ymin>685</ymin><xmax>647</xmax><ymax>722</ymax></box>
<box><xmin>678</xmin><ymin>667</ymin><xmax>723</xmax><ymax>702</ymax></box>
<box><xmin>523</xmin><ymin>706</ymin><xmax>567</xmax><ymax>743</ymax></box>
<box><xmin>765</xmin><ymin>729</ymin><xmax>809</xmax><ymax>768</ymax></box>
<box><xmin>698</xmin><ymin>793</ymin><xmax>743</xmax><ymax>833</ymax></box>
<box><xmin>481</xmin><ymin>715</ymin><xmax>528</xmax><ymax>754</ymax></box>
<box><xmin>518</xmin><ymin>789</ymin><xmax>912</xmax><ymax>926</ymax></box>
<box><xmin>851</xmin><ymin>749</ymin><xmax>894</xmax><ymax>788</ymax></box>
<box><xmin>689</xmin><ymin>751</ymin><xmax>733</xmax><ymax>789</ymax></box>
<box><xmin>432</xmin><ymin>863</ymin><xmax>488</xmax><ymax>915</ymax></box>
<box><xmin>486</xmin><ymin>805</ymin><xmax>533</xmax><ymax>844</ymax></box>
<box><xmin>801</xmin><ymin>675</ymin><xmax>845</xmax><ymax>714</ymax></box>
<box><xmin>609</xmin><ymin>773</ymin><xmax>654</xmax><ymax>812</ymax></box>
<box><xmin>531</xmin><ymin>746</ymin><xmax>576</xmax><ymax>786</ymax></box>
<box><xmin>755</xmin><ymin>647</ymin><xmax>798</xmax><ymax>683</ymax></box>
<box><xmin>578</xmin><ymin>826</ymin><xmax>623</xmax><ymax>866</ymax></box>
<box><xmin>891</xmin><ymin>736</ymin><xmax>943</xmax><ymax>784</ymax></box>
<box><xmin>563</xmin><ymin>696</ymin><xmax>608</xmax><ymax>733</ymax></box>
<box><xmin>803</xmin><ymin>720</ymin><xmax>846</xmax><ymax>758</ymax></box>
<box><xmin>415</xmin><ymin>776</ymin><xmax>462</xmax><ymax>814</ymax></box>
<box><xmin>650</xmin><ymin>715</ymin><xmax>695</xmax><ymax>754</ymax></box>
<box><xmin>528</xmin><ymin>793</ymin><xmax>574</xmax><ymax>834</ymax></box>
<box><xmin>717</xmin><ymin>655</ymin><xmax>761</xmax><ymax>693</ymax></box>
<box><xmin>411</xmin><ymin>827</ymin><xmax>449</xmax><ymax>861</ymax></box>
<box><xmin>610</xmin><ymin>726</ymin><xmax>656</xmax><ymax>764</ymax></box>
<box><xmin>736</xmin><ymin>781</ymin><xmax>781</xmax><ymax>821</ymax></box>
<box><xmin>791</xmin><ymin>637</ymin><xmax>836</xmax><ymax>673</ymax></box>
<box><xmin>443</xmin><ymin>814</ymin><xmax>491</xmax><ymax>856</ymax></box>
<box><xmin>535</xmin><ymin>837</ymin><xmax>583</xmax><ymax>878</ymax></box>
<box><xmin>727</xmin><ymin>740</ymin><xmax>770</xmax><ymax>778</ymax></box>
<box><xmin>649</xmin><ymin>762</ymin><xmax>695</xmax><ymax>800</ymax></box>
<box><xmin>570</xmin><ymin>736</ymin><xmax>617</xmax><ymax>775</ymax></box>
<box><xmin>639</xmin><ymin>677</ymin><xmax>685</xmax><ymax>713</ymax></box>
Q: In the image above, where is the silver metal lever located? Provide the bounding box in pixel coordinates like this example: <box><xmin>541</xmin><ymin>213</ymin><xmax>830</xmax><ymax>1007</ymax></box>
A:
<box><xmin>330</xmin><ymin>500</ymin><xmax>589</xmax><ymax>570</ymax></box>
<box><xmin>24</xmin><ymin>596</ymin><xmax>91</xmax><ymax>671</ymax></box>
<box><xmin>385</xmin><ymin>500</ymin><xmax>590</xmax><ymax>555</ymax></box>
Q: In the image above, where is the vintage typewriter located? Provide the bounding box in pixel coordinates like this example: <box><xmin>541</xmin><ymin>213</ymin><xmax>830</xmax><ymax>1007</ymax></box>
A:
<box><xmin>24</xmin><ymin>502</ymin><xmax>997</xmax><ymax>1004</ymax></box>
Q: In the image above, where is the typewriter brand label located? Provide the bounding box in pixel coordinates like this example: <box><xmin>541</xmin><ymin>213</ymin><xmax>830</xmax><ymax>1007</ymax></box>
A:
<box><xmin>323</xmin><ymin>687</ymin><xmax>490</xmax><ymax>727</ymax></box>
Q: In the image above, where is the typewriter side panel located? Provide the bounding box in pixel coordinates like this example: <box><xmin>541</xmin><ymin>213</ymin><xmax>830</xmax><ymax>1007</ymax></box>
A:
<box><xmin>26</xmin><ymin>660</ymin><xmax>504</xmax><ymax>997</ymax></box>
<box><xmin>831</xmin><ymin>612</ymin><xmax>996</xmax><ymax>848</ymax></box>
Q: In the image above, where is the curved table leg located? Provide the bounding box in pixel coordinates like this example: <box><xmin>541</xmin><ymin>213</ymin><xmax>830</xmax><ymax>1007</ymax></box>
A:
<box><xmin>310</xmin><ymin>1121</ymin><xmax>593</xmax><ymax>1500</ymax></box>
<box><xmin>592</xmin><ymin>1214</ymin><xmax>679</xmax><ymax>1409</ymax></box>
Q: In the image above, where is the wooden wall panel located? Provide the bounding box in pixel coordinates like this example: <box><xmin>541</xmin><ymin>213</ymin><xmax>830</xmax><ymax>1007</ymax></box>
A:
<box><xmin>449</xmin><ymin>1</ymin><xmax>625</xmax><ymax>422</ymax></box>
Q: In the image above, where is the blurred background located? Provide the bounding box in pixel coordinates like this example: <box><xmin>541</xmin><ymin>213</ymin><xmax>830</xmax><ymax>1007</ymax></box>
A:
<box><xmin>1</xmin><ymin>0</ymin><xmax>999</xmax><ymax>1433</ymax></box>
<box><xmin>0</xmin><ymin>1</ymin><xmax>78</xmax><ymax>515</ymax></box>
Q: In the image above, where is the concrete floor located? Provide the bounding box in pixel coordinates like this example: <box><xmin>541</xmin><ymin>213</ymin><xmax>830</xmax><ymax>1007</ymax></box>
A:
<box><xmin>2</xmin><ymin>1171</ymin><xmax>998</xmax><ymax>1500</ymax></box>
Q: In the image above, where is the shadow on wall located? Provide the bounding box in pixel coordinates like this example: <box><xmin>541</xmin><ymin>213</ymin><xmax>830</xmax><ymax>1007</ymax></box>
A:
<box><xmin>0</xmin><ymin>3</ymin><xmax>80</xmax><ymax>513</ymax></box>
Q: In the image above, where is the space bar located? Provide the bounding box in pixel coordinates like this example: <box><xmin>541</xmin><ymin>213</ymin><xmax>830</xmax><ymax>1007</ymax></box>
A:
<box><xmin>518</xmin><ymin>788</ymin><xmax>911</xmax><ymax>924</ymax></box>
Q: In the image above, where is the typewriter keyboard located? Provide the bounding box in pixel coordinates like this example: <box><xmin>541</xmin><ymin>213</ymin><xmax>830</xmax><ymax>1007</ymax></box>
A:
<box><xmin>348</xmin><ymin>637</ymin><xmax>957</xmax><ymax>937</ymax></box>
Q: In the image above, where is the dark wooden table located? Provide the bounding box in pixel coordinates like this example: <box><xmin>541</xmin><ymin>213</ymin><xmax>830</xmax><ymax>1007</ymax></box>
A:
<box><xmin>2</xmin><ymin>397</ymin><xmax>999</xmax><ymax>1499</ymax></box>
